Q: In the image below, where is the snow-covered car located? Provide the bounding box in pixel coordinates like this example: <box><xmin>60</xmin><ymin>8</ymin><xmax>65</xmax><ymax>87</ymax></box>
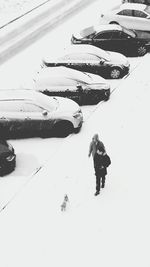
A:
<box><xmin>0</xmin><ymin>140</ymin><xmax>16</xmax><ymax>176</ymax></box>
<box><xmin>0</xmin><ymin>90</ymin><xmax>83</xmax><ymax>138</ymax></box>
<box><xmin>71</xmin><ymin>24</ymin><xmax>150</xmax><ymax>56</ymax></box>
<box><xmin>122</xmin><ymin>0</ymin><xmax>150</xmax><ymax>4</ymax></box>
<box><xmin>33</xmin><ymin>66</ymin><xmax>110</xmax><ymax>105</ymax></box>
<box><xmin>42</xmin><ymin>45</ymin><xmax>130</xmax><ymax>79</ymax></box>
<box><xmin>100</xmin><ymin>3</ymin><xmax>150</xmax><ymax>32</ymax></box>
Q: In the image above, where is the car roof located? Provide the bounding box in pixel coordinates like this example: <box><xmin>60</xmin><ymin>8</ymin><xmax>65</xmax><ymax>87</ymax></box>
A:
<box><xmin>35</xmin><ymin>66</ymin><xmax>106</xmax><ymax>86</ymax></box>
<box><xmin>38</xmin><ymin>66</ymin><xmax>88</xmax><ymax>78</ymax></box>
<box><xmin>78</xmin><ymin>24</ymin><xmax>122</xmax><ymax>37</ymax></box>
<box><xmin>0</xmin><ymin>89</ymin><xmax>39</xmax><ymax>101</ymax></box>
<box><xmin>120</xmin><ymin>3</ymin><xmax>147</xmax><ymax>10</ymax></box>
<box><xmin>94</xmin><ymin>24</ymin><xmax>122</xmax><ymax>32</ymax></box>
<box><xmin>36</xmin><ymin>66</ymin><xmax>91</xmax><ymax>84</ymax></box>
<box><xmin>43</xmin><ymin>44</ymin><xmax>110</xmax><ymax>62</ymax></box>
<box><xmin>0</xmin><ymin>89</ymin><xmax>58</xmax><ymax>111</ymax></box>
<box><xmin>64</xmin><ymin>45</ymin><xmax>110</xmax><ymax>60</ymax></box>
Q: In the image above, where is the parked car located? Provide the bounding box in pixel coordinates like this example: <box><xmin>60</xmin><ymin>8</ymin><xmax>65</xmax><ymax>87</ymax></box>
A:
<box><xmin>71</xmin><ymin>24</ymin><xmax>150</xmax><ymax>56</ymax></box>
<box><xmin>122</xmin><ymin>0</ymin><xmax>150</xmax><ymax>5</ymax></box>
<box><xmin>42</xmin><ymin>44</ymin><xmax>130</xmax><ymax>79</ymax></box>
<box><xmin>99</xmin><ymin>3</ymin><xmax>150</xmax><ymax>32</ymax></box>
<box><xmin>33</xmin><ymin>66</ymin><xmax>110</xmax><ymax>105</ymax></box>
<box><xmin>0</xmin><ymin>140</ymin><xmax>16</xmax><ymax>176</ymax></box>
<box><xmin>0</xmin><ymin>90</ymin><xmax>83</xmax><ymax>138</ymax></box>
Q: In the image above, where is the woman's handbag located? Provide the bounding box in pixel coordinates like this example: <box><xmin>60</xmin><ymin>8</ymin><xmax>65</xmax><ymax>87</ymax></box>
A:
<box><xmin>102</xmin><ymin>154</ymin><xmax>111</xmax><ymax>168</ymax></box>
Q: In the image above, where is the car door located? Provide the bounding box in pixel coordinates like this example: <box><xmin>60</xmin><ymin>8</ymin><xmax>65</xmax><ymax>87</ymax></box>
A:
<box><xmin>20</xmin><ymin>102</ymin><xmax>53</xmax><ymax>137</ymax></box>
<box><xmin>110</xmin><ymin>30</ymin><xmax>133</xmax><ymax>54</ymax></box>
<box><xmin>71</xmin><ymin>53</ymin><xmax>105</xmax><ymax>76</ymax></box>
<box><xmin>60</xmin><ymin>53</ymin><xmax>92</xmax><ymax>72</ymax></box>
<box><xmin>116</xmin><ymin>9</ymin><xmax>136</xmax><ymax>29</ymax></box>
<box><xmin>0</xmin><ymin>101</ymin><xmax>31</xmax><ymax>138</ymax></box>
<box><xmin>132</xmin><ymin>9</ymin><xmax>150</xmax><ymax>31</ymax></box>
<box><xmin>92</xmin><ymin>31</ymin><xmax>113</xmax><ymax>51</ymax></box>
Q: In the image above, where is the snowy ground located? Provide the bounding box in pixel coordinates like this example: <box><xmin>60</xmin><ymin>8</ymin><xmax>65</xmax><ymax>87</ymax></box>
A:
<box><xmin>0</xmin><ymin>0</ymin><xmax>141</xmax><ymax>211</ymax></box>
<box><xmin>0</xmin><ymin>0</ymin><xmax>150</xmax><ymax>266</ymax></box>
<box><xmin>0</xmin><ymin>0</ymin><xmax>48</xmax><ymax>26</ymax></box>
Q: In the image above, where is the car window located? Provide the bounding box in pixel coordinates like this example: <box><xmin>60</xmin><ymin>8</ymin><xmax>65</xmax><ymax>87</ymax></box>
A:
<box><xmin>62</xmin><ymin>53</ymin><xmax>100</xmax><ymax>62</ymax></box>
<box><xmin>120</xmin><ymin>32</ymin><xmax>132</xmax><ymax>38</ymax></box>
<box><xmin>111</xmin><ymin>31</ymin><xmax>122</xmax><ymax>39</ymax></box>
<box><xmin>133</xmin><ymin>10</ymin><xmax>147</xmax><ymax>17</ymax></box>
<box><xmin>129</xmin><ymin>0</ymin><xmax>145</xmax><ymax>2</ymax></box>
<box><xmin>0</xmin><ymin>101</ymin><xmax>45</xmax><ymax>113</ymax></box>
<box><xmin>117</xmin><ymin>9</ymin><xmax>133</xmax><ymax>16</ymax></box>
<box><xmin>94</xmin><ymin>31</ymin><xmax>113</xmax><ymax>39</ymax></box>
<box><xmin>0</xmin><ymin>101</ymin><xmax>25</xmax><ymax>112</ymax></box>
<box><xmin>21</xmin><ymin>103</ymin><xmax>45</xmax><ymax>112</ymax></box>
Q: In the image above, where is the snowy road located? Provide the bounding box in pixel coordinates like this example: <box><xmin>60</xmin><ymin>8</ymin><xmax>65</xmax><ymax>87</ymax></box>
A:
<box><xmin>0</xmin><ymin>0</ymin><xmax>150</xmax><ymax>266</ymax></box>
<box><xmin>0</xmin><ymin>0</ymin><xmax>143</xmax><ymax>209</ymax></box>
<box><xmin>0</xmin><ymin>0</ymin><xmax>140</xmax><ymax>209</ymax></box>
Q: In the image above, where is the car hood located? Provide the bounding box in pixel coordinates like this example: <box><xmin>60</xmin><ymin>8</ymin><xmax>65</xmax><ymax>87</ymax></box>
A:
<box><xmin>85</xmin><ymin>72</ymin><xmax>110</xmax><ymax>87</ymax></box>
<box><xmin>54</xmin><ymin>97</ymin><xmax>81</xmax><ymax>113</ymax></box>
<box><xmin>108</xmin><ymin>51</ymin><xmax>129</xmax><ymax>67</ymax></box>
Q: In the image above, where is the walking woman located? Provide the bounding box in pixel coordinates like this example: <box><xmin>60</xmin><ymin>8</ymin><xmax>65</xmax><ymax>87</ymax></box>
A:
<box><xmin>88</xmin><ymin>134</ymin><xmax>107</xmax><ymax>196</ymax></box>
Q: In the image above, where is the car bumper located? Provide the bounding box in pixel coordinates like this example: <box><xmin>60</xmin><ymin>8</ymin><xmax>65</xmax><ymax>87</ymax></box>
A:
<box><xmin>71</xmin><ymin>35</ymin><xmax>82</xmax><ymax>44</ymax></box>
<box><xmin>0</xmin><ymin>155</ymin><xmax>16</xmax><ymax>176</ymax></box>
<box><xmin>74</xmin><ymin>121</ymin><xmax>83</xmax><ymax>133</ymax></box>
<box><xmin>122</xmin><ymin>66</ymin><xmax>130</xmax><ymax>76</ymax></box>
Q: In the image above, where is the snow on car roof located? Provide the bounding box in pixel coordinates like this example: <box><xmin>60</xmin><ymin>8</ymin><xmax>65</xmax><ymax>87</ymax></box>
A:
<box><xmin>76</xmin><ymin>24</ymin><xmax>136</xmax><ymax>38</ymax></box>
<box><xmin>43</xmin><ymin>44</ymin><xmax>110</xmax><ymax>63</ymax></box>
<box><xmin>63</xmin><ymin>45</ymin><xmax>110</xmax><ymax>60</ymax></box>
<box><xmin>120</xmin><ymin>3</ymin><xmax>147</xmax><ymax>10</ymax></box>
<box><xmin>0</xmin><ymin>89</ymin><xmax>36</xmax><ymax>100</ymax></box>
<box><xmin>77</xmin><ymin>24</ymin><xmax>122</xmax><ymax>38</ymax></box>
<box><xmin>0</xmin><ymin>89</ymin><xmax>57</xmax><ymax>111</ymax></box>
<box><xmin>35</xmin><ymin>66</ymin><xmax>106</xmax><ymax>87</ymax></box>
<box><xmin>36</xmin><ymin>66</ymin><xmax>92</xmax><ymax>84</ymax></box>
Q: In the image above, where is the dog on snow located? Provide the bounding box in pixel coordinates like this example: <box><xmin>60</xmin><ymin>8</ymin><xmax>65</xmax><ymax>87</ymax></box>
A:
<box><xmin>61</xmin><ymin>194</ymin><xmax>69</xmax><ymax>211</ymax></box>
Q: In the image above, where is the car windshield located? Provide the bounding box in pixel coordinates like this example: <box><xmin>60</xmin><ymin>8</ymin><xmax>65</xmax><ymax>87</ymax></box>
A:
<box><xmin>38</xmin><ymin>67</ymin><xmax>92</xmax><ymax>85</ymax></box>
<box><xmin>79</xmin><ymin>26</ymin><xmax>96</xmax><ymax>38</ymax></box>
<box><xmin>122</xmin><ymin>26</ymin><xmax>136</xmax><ymax>37</ymax></box>
<box><xmin>65</xmin><ymin>69</ymin><xmax>92</xmax><ymax>84</ymax></box>
<box><xmin>145</xmin><ymin>6</ymin><xmax>150</xmax><ymax>15</ymax></box>
<box><xmin>94</xmin><ymin>50</ymin><xmax>110</xmax><ymax>61</ymax></box>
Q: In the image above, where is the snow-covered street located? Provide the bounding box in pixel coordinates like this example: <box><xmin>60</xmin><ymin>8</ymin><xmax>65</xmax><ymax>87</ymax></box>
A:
<box><xmin>0</xmin><ymin>0</ymin><xmax>150</xmax><ymax>266</ymax></box>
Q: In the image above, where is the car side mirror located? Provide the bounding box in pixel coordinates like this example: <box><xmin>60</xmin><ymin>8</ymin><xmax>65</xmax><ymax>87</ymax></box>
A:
<box><xmin>77</xmin><ymin>84</ymin><xmax>82</xmax><ymax>90</ymax></box>
<box><xmin>42</xmin><ymin>110</ymin><xmax>48</xmax><ymax>116</ymax></box>
<box><xmin>99</xmin><ymin>59</ymin><xmax>105</xmax><ymax>65</ymax></box>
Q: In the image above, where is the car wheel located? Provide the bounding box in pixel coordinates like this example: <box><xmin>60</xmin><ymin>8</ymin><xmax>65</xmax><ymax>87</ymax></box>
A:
<box><xmin>110</xmin><ymin>67</ymin><xmax>121</xmax><ymax>79</ymax></box>
<box><xmin>137</xmin><ymin>45</ymin><xmax>147</xmax><ymax>56</ymax></box>
<box><xmin>54</xmin><ymin>121</ymin><xmax>73</xmax><ymax>137</ymax></box>
<box><xmin>109</xmin><ymin>21</ymin><xmax>119</xmax><ymax>25</ymax></box>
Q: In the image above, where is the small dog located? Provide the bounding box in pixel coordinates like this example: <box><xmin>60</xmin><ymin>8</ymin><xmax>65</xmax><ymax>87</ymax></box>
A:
<box><xmin>61</xmin><ymin>194</ymin><xmax>69</xmax><ymax>212</ymax></box>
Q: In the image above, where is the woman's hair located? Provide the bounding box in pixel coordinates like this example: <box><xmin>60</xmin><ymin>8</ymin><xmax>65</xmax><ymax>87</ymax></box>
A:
<box><xmin>93</xmin><ymin>134</ymin><xmax>99</xmax><ymax>141</ymax></box>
